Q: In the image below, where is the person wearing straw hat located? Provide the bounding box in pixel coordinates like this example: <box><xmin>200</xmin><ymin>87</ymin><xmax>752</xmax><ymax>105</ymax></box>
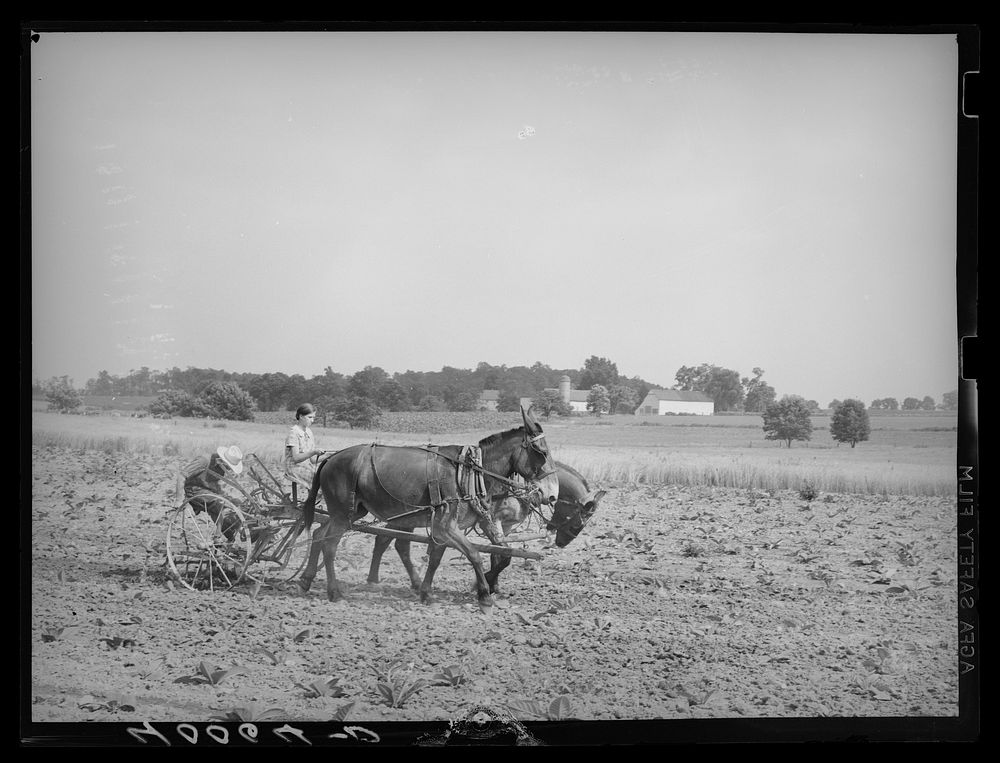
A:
<box><xmin>180</xmin><ymin>445</ymin><xmax>245</xmax><ymax>539</ymax></box>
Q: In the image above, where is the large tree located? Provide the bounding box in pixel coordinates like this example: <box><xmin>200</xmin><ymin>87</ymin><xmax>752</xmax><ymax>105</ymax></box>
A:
<box><xmin>742</xmin><ymin>367</ymin><xmax>777</xmax><ymax>413</ymax></box>
<box><xmin>44</xmin><ymin>376</ymin><xmax>82</xmax><ymax>413</ymax></box>
<box><xmin>533</xmin><ymin>389</ymin><xmax>572</xmax><ymax>418</ymax></box>
<box><xmin>473</xmin><ymin>361</ymin><xmax>506</xmax><ymax>391</ymax></box>
<box><xmin>375</xmin><ymin>379</ymin><xmax>410</xmax><ymax>411</ymax></box>
<box><xmin>147</xmin><ymin>389</ymin><xmax>201</xmax><ymax>418</ymax></box>
<box><xmin>244</xmin><ymin>372</ymin><xmax>293</xmax><ymax>411</ymax></box>
<box><xmin>347</xmin><ymin>366</ymin><xmax>389</xmax><ymax>400</ymax></box>
<box><xmin>677</xmin><ymin>363</ymin><xmax>744</xmax><ymax>412</ymax></box>
<box><xmin>607</xmin><ymin>383</ymin><xmax>639</xmax><ymax>414</ymax></box>
<box><xmin>830</xmin><ymin>399</ymin><xmax>871</xmax><ymax>448</ymax></box>
<box><xmin>199</xmin><ymin>381</ymin><xmax>257</xmax><ymax>421</ymax></box>
<box><xmin>85</xmin><ymin>370</ymin><xmax>116</xmax><ymax>396</ymax></box>
<box><xmin>762</xmin><ymin>395</ymin><xmax>813</xmax><ymax>448</ymax></box>
<box><xmin>579</xmin><ymin>356</ymin><xmax>620</xmax><ymax>390</ymax></box>
<box><xmin>334</xmin><ymin>396</ymin><xmax>383</xmax><ymax>429</ymax></box>
<box><xmin>586</xmin><ymin>385</ymin><xmax>611</xmax><ymax>416</ymax></box>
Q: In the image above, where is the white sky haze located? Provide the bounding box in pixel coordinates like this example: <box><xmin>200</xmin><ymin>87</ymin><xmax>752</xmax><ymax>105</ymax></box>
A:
<box><xmin>29</xmin><ymin>30</ymin><xmax>963</xmax><ymax>407</ymax></box>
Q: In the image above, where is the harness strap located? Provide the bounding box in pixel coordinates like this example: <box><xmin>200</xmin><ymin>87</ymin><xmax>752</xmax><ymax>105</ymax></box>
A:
<box><xmin>426</xmin><ymin>446</ymin><xmax>444</xmax><ymax>507</ymax></box>
<box><xmin>416</xmin><ymin>444</ymin><xmax>553</xmax><ymax>493</ymax></box>
<box><xmin>458</xmin><ymin>445</ymin><xmax>505</xmax><ymax>546</ymax></box>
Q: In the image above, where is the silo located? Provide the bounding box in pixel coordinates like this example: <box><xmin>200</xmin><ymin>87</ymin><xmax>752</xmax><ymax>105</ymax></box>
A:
<box><xmin>559</xmin><ymin>375</ymin><xmax>571</xmax><ymax>404</ymax></box>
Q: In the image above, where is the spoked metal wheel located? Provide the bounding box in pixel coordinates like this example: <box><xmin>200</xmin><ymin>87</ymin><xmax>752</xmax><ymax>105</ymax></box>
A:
<box><xmin>166</xmin><ymin>494</ymin><xmax>252</xmax><ymax>591</ymax></box>
<box><xmin>257</xmin><ymin>517</ymin><xmax>315</xmax><ymax>585</ymax></box>
<box><xmin>253</xmin><ymin>508</ymin><xmax>326</xmax><ymax>586</ymax></box>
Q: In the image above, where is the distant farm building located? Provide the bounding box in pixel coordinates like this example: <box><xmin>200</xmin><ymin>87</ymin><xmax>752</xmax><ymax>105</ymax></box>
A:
<box><xmin>477</xmin><ymin>389</ymin><xmax>500</xmax><ymax>411</ymax></box>
<box><xmin>635</xmin><ymin>389</ymin><xmax>715</xmax><ymax>416</ymax></box>
<box><xmin>519</xmin><ymin>375</ymin><xmax>591</xmax><ymax>413</ymax></box>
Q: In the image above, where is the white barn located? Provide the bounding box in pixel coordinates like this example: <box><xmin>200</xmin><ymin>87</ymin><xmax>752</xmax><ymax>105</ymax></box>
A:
<box><xmin>635</xmin><ymin>388</ymin><xmax>715</xmax><ymax>416</ymax></box>
<box><xmin>520</xmin><ymin>375</ymin><xmax>591</xmax><ymax>413</ymax></box>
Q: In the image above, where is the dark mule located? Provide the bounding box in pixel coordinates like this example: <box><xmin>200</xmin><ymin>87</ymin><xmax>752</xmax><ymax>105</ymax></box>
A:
<box><xmin>297</xmin><ymin>407</ymin><xmax>558</xmax><ymax>610</ymax></box>
<box><xmin>367</xmin><ymin>460</ymin><xmax>606</xmax><ymax>595</ymax></box>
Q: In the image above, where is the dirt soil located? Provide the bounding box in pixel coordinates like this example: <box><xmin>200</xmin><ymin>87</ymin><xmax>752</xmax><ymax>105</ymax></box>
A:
<box><xmin>28</xmin><ymin>445</ymin><xmax>958</xmax><ymax>738</ymax></box>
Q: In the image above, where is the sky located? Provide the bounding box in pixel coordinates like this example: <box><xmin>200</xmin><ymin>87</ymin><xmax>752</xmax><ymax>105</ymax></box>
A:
<box><xmin>28</xmin><ymin>29</ymin><xmax>966</xmax><ymax>407</ymax></box>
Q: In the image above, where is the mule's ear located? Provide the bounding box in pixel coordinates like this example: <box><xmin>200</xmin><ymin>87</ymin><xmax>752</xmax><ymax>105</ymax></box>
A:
<box><xmin>522</xmin><ymin>405</ymin><xmax>541</xmax><ymax>431</ymax></box>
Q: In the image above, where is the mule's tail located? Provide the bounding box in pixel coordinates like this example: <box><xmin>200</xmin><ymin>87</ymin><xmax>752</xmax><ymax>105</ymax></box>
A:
<box><xmin>301</xmin><ymin>459</ymin><xmax>326</xmax><ymax>529</ymax></box>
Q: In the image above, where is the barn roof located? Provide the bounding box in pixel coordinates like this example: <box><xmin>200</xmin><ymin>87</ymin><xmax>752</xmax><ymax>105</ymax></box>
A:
<box><xmin>644</xmin><ymin>389</ymin><xmax>715</xmax><ymax>404</ymax></box>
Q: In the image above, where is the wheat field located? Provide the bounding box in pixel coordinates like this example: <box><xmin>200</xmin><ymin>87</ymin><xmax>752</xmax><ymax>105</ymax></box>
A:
<box><xmin>30</xmin><ymin>409</ymin><xmax>956</xmax><ymax>497</ymax></box>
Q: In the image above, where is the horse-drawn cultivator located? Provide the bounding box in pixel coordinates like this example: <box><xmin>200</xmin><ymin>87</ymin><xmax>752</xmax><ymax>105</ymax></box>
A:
<box><xmin>164</xmin><ymin>452</ymin><xmax>547</xmax><ymax>594</ymax></box>
<box><xmin>164</xmin><ymin>408</ymin><xmax>603</xmax><ymax>605</ymax></box>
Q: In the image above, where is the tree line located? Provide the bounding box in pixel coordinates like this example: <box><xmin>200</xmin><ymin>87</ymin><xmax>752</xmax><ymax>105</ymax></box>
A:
<box><xmin>33</xmin><ymin>357</ymin><xmax>660</xmax><ymax>427</ymax></box>
<box><xmin>673</xmin><ymin>363</ymin><xmax>954</xmax><ymax>414</ymax></box>
<box><xmin>33</xmin><ymin>357</ymin><xmax>958</xmax><ymax>428</ymax></box>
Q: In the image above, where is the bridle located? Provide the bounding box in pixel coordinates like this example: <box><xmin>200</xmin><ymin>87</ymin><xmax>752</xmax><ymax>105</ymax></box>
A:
<box><xmin>516</xmin><ymin>431</ymin><xmax>558</xmax><ymax>484</ymax></box>
<box><xmin>527</xmin><ymin>489</ymin><xmax>599</xmax><ymax>536</ymax></box>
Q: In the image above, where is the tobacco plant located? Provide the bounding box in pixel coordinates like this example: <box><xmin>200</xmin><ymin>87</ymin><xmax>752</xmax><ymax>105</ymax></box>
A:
<box><xmin>297</xmin><ymin>676</ymin><xmax>348</xmax><ymax>699</ymax></box>
<box><xmin>374</xmin><ymin>661</ymin><xmax>431</xmax><ymax>708</ymax></box>
<box><xmin>507</xmin><ymin>694</ymin><xmax>577</xmax><ymax>721</ymax></box>
<box><xmin>211</xmin><ymin>703</ymin><xmax>288</xmax><ymax>722</ymax></box>
<box><xmin>252</xmin><ymin>646</ymin><xmax>295</xmax><ymax>666</ymax></box>
<box><xmin>430</xmin><ymin>664</ymin><xmax>468</xmax><ymax>687</ymax></box>
<box><xmin>174</xmin><ymin>661</ymin><xmax>247</xmax><ymax>686</ymax></box>
<box><xmin>40</xmin><ymin>626</ymin><xmax>65</xmax><ymax>643</ymax></box>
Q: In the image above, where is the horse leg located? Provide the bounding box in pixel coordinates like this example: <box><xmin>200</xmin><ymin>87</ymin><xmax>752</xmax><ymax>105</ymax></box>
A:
<box><xmin>366</xmin><ymin>534</ymin><xmax>393</xmax><ymax>584</ymax></box>
<box><xmin>484</xmin><ymin>515</ymin><xmax>519</xmax><ymax>593</ymax></box>
<box><xmin>418</xmin><ymin>540</ymin><xmax>448</xmax><ymax>604</ymax></box>
<box><xmin>297</xmin><ymin>519</ymin><xmax>326</xmax><ymax>592</ymax></box>
<box><xmin>485</xmin><ymin>552</ymin><xmax>512</xmax><ymax>594</ymax></box>
<box><xmin>318</xmin><ymin>515</ymin><xmax>351</xmax><ymax>601</ymax></box>
<box><xmin>430</xmin><ymin>525</ymin><xmax>493</xmax><ymax>611</ymax></box>
<box><xmin>393</xmin><ymin>539</ymin><xmax>423</xmax><ymax>590</ymax></box>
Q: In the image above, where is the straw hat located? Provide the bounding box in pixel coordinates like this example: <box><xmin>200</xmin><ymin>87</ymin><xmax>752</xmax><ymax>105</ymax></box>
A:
<box><xmin>216</xmin><ymin>445</ymin><xmax>244</xmax><ymax>475</ymax></box>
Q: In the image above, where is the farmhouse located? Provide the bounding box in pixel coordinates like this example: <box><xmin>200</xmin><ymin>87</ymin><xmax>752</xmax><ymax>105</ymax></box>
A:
<box><xmin>635</xmin><ymin>388</ymin><xmax>715</xmax><ymax>416</ymax></box>
<box><xmin>519</xmin><ymin>375</ymin><xmax>591</xmax><ymax>413</ymax></box>
<box><xmin>477</xmin><ymin>389</ymin><xmax>500</xmax><ymax>411</ymax></box>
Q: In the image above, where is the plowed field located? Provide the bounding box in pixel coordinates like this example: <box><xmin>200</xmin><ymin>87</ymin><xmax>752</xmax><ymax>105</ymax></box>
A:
<box><xmin>28</xmin><ymin>445</ymin><xmax>959</xmax><ymax>743</ymax></box>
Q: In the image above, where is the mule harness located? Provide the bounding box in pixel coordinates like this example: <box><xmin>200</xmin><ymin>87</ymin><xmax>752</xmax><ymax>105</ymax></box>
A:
<box><xmin>366</xmin><ymin>441</ymin><xmax>548</xmax><ymax>546</ymax></box>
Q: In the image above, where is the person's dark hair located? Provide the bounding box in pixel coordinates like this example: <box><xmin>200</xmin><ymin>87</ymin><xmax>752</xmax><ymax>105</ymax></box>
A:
<box><xmin>296</xmin><ymin>403</ymin><xmax>316</xmax><ymax>420</ymax></box>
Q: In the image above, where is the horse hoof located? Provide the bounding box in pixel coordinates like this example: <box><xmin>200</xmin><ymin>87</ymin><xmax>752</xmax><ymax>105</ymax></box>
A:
<box><xmin>478</xmin><ymin>598</ymin><xmax>494</xmax><ymax>614</ymax></box>
<box><xmin>297</xmin><ymin>579</ymin><xmax>312</xmax><ymax>593</ymax></box>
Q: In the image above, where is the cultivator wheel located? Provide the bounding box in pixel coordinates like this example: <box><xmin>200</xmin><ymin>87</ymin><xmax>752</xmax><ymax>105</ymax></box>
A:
<box><xmin>249</xmin><ymin>516</ymin><xmax>315</xmax><ymax>585</ymax></box>
<box><xmin>247</xmin><ymin>500</ymin><xmax>326</xmax><ymax>587</ymax></box>
<box><xmin>166</xmin><ymin>494</ymin><xmax>252</xmax><ymax>591</ymax></box>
